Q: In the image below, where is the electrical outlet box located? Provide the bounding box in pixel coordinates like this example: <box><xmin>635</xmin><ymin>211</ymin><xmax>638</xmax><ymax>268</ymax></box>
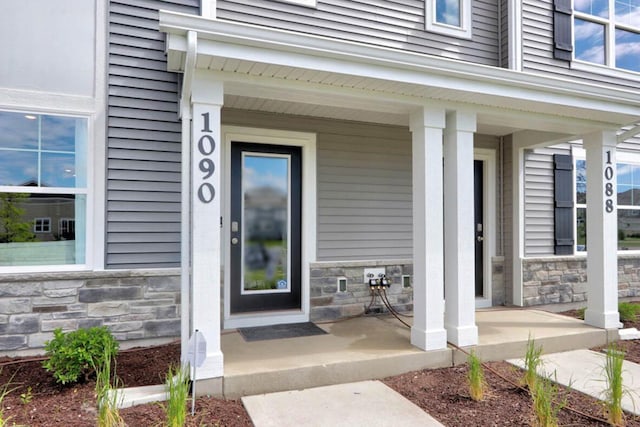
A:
<box><xmin>337</xmin><ymin>277</ymin><xmax>347</xmax><ymax>292</ymax></box>
<box><xmin>364</xmin><ymin>267</ymin><xmax>385</xmax><ymax>284</ymax></box>
<box><xmin>402</xmin><ymin>275</ymin><xmax>412</xmax><ymax>288</ymax></box>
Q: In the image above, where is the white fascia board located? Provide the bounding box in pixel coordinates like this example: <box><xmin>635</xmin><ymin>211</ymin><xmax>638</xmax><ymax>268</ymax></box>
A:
<box><xmin>159</xmin><ymin>11</ymin><xmax>640</xmax><ymax>121</ymax></box>
<box><xmin>197</xmin><ymin>38</ymin><xmax>639</xmax><ymax>121</ymax></box>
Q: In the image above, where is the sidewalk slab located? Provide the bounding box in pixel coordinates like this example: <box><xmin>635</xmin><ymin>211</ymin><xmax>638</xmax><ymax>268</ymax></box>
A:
<box><xmin>507</xmin><ymin>349</ymin><xmax>640</xmax><ymax>415</ymax></box>
<box><xmin>242</xmin><ymin>380</ymin><xmax>444</xmax><ymax>427</ymax></box>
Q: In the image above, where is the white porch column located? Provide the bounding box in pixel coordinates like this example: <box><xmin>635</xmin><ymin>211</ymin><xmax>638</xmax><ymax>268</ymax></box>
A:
<box><xmin>190</xmin><ymin>79</ymin><xmax>224</xmax><ymax>378</ymax></box>
<box><xmin>583</xmin><ymin>130</ymin><xmax>620</xmax><ymax>329</ymax></box>
<box><xmin>410</xmin><ymin>107</ymin><xmax>447</xmax><ymax>351</ymax></box>
<box><xmin>443</xmin><ymin>111</ymin><xmax>478</xmax><ymax>347</ymax></box>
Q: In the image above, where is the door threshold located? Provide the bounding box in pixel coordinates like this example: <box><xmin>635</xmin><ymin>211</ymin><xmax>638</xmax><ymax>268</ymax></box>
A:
<box><xmin>224</xmin><ymin>310</ymin><xmax>308</xmax><ymax>329</ymax></box>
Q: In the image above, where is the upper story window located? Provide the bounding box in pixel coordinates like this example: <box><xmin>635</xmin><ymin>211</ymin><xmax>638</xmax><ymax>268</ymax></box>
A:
<box><xmin>574</xmin><ymin>0</ymin><xmax>640</xmax><ymax>72</ymax></box>
<box><xmin>0</xmin><ymin>110</ymin><xmax>88</xmax><ymax>268</ymax></box>
<box><xmin>426</xmin><ymin>0</ymin><xmax>472</xmax><ymax>39</ymax></box>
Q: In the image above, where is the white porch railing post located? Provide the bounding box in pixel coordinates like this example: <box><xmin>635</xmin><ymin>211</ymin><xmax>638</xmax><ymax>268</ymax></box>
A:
<box><xmin>584</xmin><ymin>130</ymin><xmax>620</xmax><ymax>329</ymax></box>
<box><xmin>443</xmin><ymin>111</ymin><xmax>478</xmax><ymax>347</ymax></box>
<box><xmin>410</xmin><ymin>107</ymin><xmax>447</xmax><ymax>351</ymax></box>
<box><xmin>190</xmin><ymin>78</ymin><xmax>224</xmax><ymax>379</ymax></box>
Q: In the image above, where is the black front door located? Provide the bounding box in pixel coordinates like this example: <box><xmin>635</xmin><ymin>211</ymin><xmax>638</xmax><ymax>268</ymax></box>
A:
<box><xmin>230</xmin><ymin>142</ymin><xmax>302</xmax><ymax>314</ymax></box>
<box><xmin>474</xmin><ymin>160</ymin><xmax>484</xmax><ymax>297</ymax></box>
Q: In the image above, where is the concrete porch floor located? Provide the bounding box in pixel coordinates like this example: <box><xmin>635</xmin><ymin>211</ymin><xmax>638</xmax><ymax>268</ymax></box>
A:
<box><xmin>220</xmin><ymin>308</ymin><xmax>616</xmax><ymax>398</ymax></box>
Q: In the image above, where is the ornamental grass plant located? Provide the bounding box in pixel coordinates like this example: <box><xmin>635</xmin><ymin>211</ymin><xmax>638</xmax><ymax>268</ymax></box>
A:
<box><xmin>467</xmin><ymin>350</ymin><xmax>486</xmax><ymax>401</ymax></box>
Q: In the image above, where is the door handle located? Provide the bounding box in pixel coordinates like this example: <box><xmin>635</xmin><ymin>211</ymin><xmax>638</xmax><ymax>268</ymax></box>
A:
<box><xmin>231</xmin><ymin>237</ymin><xmax>238</xmax><ymax>245</ymax></box>
<box><xmin>477</xmin><ymin>236</ymin><xmax>484</xmax><ymax>242</ymax></box>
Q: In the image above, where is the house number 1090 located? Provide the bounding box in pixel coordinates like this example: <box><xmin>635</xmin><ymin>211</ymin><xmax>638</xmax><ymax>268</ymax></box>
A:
<box><xmin>197</xmin><ymin>112</ymin><xmax>216</xmax><ymax>204</ymax></box>
<box><xmin>604</xmin><ymin>150</ymin><xmax>614</xmax><ymax>213</ymax></box>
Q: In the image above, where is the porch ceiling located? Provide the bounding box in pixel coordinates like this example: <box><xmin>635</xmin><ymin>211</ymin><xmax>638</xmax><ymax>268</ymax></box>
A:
<box><xmin>160</xmin><ymin>11</ymin><xmax>640</xmax><ymax>137</ymax></box>
<box><xmin>224</xmin><ymin>94</ymin><xmax>517</xmax><ymax>136</ymax></box>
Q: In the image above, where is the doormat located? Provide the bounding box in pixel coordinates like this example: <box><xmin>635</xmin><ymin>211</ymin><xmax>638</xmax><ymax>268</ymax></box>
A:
<box><xmin>238</xmin><ymin>322</ymin><xmax>327</xmax><ymax>342</ymax></box>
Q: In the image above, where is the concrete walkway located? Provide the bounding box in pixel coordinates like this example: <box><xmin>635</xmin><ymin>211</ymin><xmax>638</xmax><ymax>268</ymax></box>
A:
<box><xmin>242</xmin><ymin>380</ymin><xmax>444</xmax><ymax>427</ymax></box>
<box><xmin>223</xmin><ymin>310</ymin><xmax>610</xmax><ymax>397</ymax></box>
<box><xmin>507</xmin><ymin>349</ymin><xmax>640</xmax><ymax>416</ymax></box>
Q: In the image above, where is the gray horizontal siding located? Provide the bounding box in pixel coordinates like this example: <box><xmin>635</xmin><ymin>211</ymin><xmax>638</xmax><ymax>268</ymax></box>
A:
<box><xmin>217</xmin><ymin>0</ymin><xmax>499</xmax><ymax>66</ymax></box>
<box><xmin>523</xmin><ymin>145</ymin><xmax>570</xmax><ymax>256</ymax></box>
<box><xmin>500</xmin><ymin>0</ymin><xmax>509</xmax><ymax>67</ymax></box>
<box><xmin>522</xmin><ymin>0</ymin><xmax>639</xmax><ymax>90</ymax></box>
<box><xmin>106</xmin><ymin>0</ymin><xmax>199</xmax><ymax>269</ymax></box>
<box><xmin>223</xmin><ymin>109</ymin><xmax>414</xmax><ymax>261</ymax></box>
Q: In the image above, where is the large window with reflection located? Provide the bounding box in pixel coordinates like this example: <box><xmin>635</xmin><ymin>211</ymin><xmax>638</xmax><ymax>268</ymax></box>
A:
<box><xmin>574</xmin><ymin>0</ymin><xmax>640</xmax><ymax>73</ymax></box>
<box><xmin>0</xmin><ymin>110</ymin><xmax>87</xmax><ymax>267</ymax></box>
<box><xmin>576</xmin><ymin>157</ymin><xmax>640</xmax><ymax>252</ymax></box>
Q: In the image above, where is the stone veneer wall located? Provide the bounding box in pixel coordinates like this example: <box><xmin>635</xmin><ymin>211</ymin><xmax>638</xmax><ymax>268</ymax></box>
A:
<box><xmin>310</xmin><ymin>258</ymin><xmax>508</xmax><ymax>321</ymax></box>
<box><xmin>0</xmin><ymin>269</ymin><xmax>180</xmax><ymax>353</ymax></box>
<box><xmin>522</xmin><ymin>255</ymin><xmax>640</xmax><ymax>306</ymax></box>
<box><xmin>309</xmin><ymin>260</ymin><xmax>413</xmax><ymax>321</ymax></box>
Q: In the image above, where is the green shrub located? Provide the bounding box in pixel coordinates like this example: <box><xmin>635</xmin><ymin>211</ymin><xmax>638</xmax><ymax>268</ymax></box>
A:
<box><xmin>43</xmin><ymin>326</ymin><xmax>119</xmax><ymax>385</ymax></box>
<box><xmin>618</xmin><ymin>302</ymin><xmax>640</xmax><ymax>323</ymax></box>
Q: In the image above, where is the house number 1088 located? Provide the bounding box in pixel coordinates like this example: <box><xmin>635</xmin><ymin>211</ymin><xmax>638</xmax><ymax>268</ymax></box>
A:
<box><xmin>197</xmin><ymin>112</ymin><xmax>216</xmax><ymax>204</ymax></box>
<box><xmin>604</xmin><ymin>150</ymin><xmax>614</xmax><ymax>213</ymax></box>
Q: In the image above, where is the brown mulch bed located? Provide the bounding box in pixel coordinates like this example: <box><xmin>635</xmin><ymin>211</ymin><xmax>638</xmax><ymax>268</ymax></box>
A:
<box><xmin>0</xmin><ymin>342</ymin><xmax>250</xmax><ymax>426</ymax></box>
<box><xmin>2</xmin><ymin>304</ymin><xmax>640</xmax><ymax>426</ymax></box>
<box><xmin>383</xmin><ymin>361</ymin><xmax>635</xmax><ymax>426</ymax></box>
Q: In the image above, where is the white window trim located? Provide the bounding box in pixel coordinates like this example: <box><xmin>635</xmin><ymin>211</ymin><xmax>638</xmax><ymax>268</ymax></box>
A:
<box><xmin>573</xmin><ymin>147</ymin><xmax>640</xmax><ymax>255</ymax></box>
<box><xmin>0</xmin><ymin>108</ymin><xmax>95</xmax><ymax>273</ymax></box>
<box><xmin>273</xmin><ymin>0</ymin><xmax>316</xmax><ymax>8</ymax></box>
<box><xmin>425</xmin><ymin>0</ymin><xmax>473</xmax><ymax>39</ymax></box>
<box><xmin>571</xmin><ymin>59</ymin><xmax>640</xmax><ymax>79</ymax></box>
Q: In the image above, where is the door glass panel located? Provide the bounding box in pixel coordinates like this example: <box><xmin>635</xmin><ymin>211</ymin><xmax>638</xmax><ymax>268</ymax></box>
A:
<box><xmin>242</xmin><ymin>154</ymin><xmax>290</xmax><ymax>293</ymax></box>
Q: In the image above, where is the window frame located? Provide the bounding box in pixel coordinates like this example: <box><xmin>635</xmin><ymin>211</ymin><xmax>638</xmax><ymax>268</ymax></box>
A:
<box><xmin>573</xmin><ymin>0</ymin><xmax>640</xmax><ymax>73</ymax></box>
<box><xmin>33</xmin><ymin>218</ymin><xmax>52</xmax><ymax>234</ymax></box>
<box><xmin>425</xmin><ymin>0</ymin><xmax>473</xmax><ymax>39</ymax></box>
<box><xmin>59</xmin><ymin>218</ymin><xmax>75</xmax><ymax>236</ymax></box>
<box><xmin>0</xmin><ymin>108</ymin><xmax>93</xmax><ymax>272</ymax></box>
<box><xmin>573</xmin><ymin>147</ymin><xmax>640</xmax><ymax>254</ymax></box>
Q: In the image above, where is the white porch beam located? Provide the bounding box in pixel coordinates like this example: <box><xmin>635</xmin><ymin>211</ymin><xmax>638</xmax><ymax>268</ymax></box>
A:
<box><xmin>444</xmin><ymin>111</ymin><xmax>478</xmax><ymax>347</ymax></box>
<box><xmin>190</xmin><ymin>78</ymin><xmax>224</xmax><ymax>378</ymax></box>
<box><xmin>410</xmin><ymin>106</ymin><xmax>448</xmax><ymax>351</ymax></box>
<box><xmin>584</xmin><ymin>130</ymin><xmax>621</xmax><ymax>329</ymax></box>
